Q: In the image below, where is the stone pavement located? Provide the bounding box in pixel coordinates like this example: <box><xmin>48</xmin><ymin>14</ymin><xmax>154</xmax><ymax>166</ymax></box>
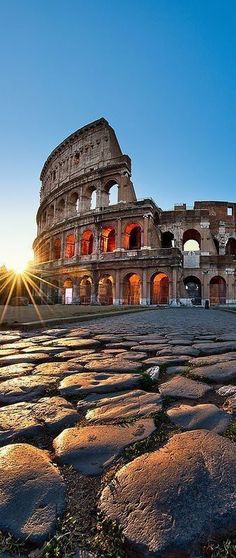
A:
<box><xmin>0</xmin><ymin>307</ymin><xmax>236</xmax><ymax>557</ymax></box>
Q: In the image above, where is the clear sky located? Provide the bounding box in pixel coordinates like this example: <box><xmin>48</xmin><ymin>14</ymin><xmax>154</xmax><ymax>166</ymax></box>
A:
<box><xmin>0</xmin><ymin>0</ymin><xmax>236</xmax><ymax>269</ymax></box>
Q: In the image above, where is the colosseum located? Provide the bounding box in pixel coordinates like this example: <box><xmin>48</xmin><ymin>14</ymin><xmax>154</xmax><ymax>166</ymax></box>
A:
<box><xmin>33</xmin><ymin>117</ymin><xmax>236</xmax><ymax>307</ymax></box>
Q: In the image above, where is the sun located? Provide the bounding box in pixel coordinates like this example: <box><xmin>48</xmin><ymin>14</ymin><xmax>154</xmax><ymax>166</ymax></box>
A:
<box><xmin>13</xmin><ymin>262</ymin><xmax>27</xmax><ymax>274</ymax></box>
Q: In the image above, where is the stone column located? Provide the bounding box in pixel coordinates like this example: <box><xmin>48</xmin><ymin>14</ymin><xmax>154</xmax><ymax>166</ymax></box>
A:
<box><xmin>170</xmin><ymin>268</ymin><xmax>177</xmax><ymax>305</ymax></box>
<box><xmin>91</xmin><ymin>270</ymin><xmax>99</xmax><ymax>303</ymax></box>
<box><xmin>74</xmin><ymin>226</ymin><xmax>79</xmax><ymax>257</ymax></box>
<box><xmin>141</xmin><ymin>269</ymin><xmax>147</xmax><ymax>305</ymax></box>
<box><xmin>143</xmin><ymin>214</ymin><xmax>149</xmax><ymax>249</ymax></box>
<box><xmin>114</xmin><ymin>269</ymin><xmax>120</xmax><ymax>305</ymax></box>
<box><xmin>116</xmin><ymin>218</ymin><xmax>122</xmax><ymax>250</ymax></box>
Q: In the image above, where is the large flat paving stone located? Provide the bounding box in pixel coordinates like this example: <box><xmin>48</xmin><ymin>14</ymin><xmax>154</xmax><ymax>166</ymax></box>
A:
<box><xmin>0</xmin><ymin>363</ymin><xmax>35</xmax><ymax>380</ymax></box>
<box><xmin>193</xmin><ymin>341</ymin><xmax>236</xmax><ymax>355</ymax></box>
<box><xmin>59</xmin><ymin>372</ymin><xmax>141</xmax><ymax>397</ymax></box>
<box><xmin>84</xmin><ymin>358</ymin><xmax>142</xmax><ymax>373</ymax></box>
<box><xmin>116</xmin><ymin>351</ymin><xmax>148</xmax><ymax>361</ymax></box>
<box><xmin>144</xmin><ymin>356</ymin><xmax>190</xmax><ymax>368</ymax></box>
<box><xmin>0</xmin><ymin>353</ymin><xmax>51</xmax><ymax>366</ymax></box>
<box><xmin>45</xmin><ymin>338</ymin><xmax>101</xmax><ymax>349</ymax></box>
<box><xmin>190</xmin><ymin>361</ymin><xmax>236</xmax><ymax>383</ymax></box>
<box><xmin>0</xmin><ymin>334</ymin><xmax>21</xmax><ymax>345</ymax></box>
<box><xmin>0</xmin><ymin>443</ymin><xmax>65</xmax><ymax>543</ymax></box>
<box><xmin>0</xmin><ymin>396</ymin><xmax>78</xmax><ymax>443</ymax></box>
<box><xmin>0</xmin><ymin>375</ymin><xmax>57</xmax><ymax>404</ymax></box>
<box><xmin>85</xmin><ymin>390</ymin><xmax>162</xmax><ymax>422</ymax></box>
<box><xmin>34</xmin><ymin>361</ymin><xmax>84</xmax><ymax>378</ymax></box>
<box><xmin>189</xmin><ymin>352</ymin><xmax>236</xmax><ymax>367</ymax></box>
<box><xmin>100</xmin><ymin>430</ymin><xmax>236</xmax><ymax>557</ymax></box>
<box><xmin>167</xmin><ymin>403</ymin><xmax>231</xmax><ymax>433</ymax></box>
<box><xmin>53</xmin><ymin>419</ymin><xmax>156</xmax><ymax>475</ymax></box>
<box><xmin>159</xmin><ymin>375</ymin><xmax>212</xmax><ymax>400</ymax></box>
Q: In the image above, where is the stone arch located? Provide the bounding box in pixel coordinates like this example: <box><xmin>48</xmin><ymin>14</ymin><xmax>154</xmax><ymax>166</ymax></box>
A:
<box><xmin>123</xmin><ymin>273</ymin><xmax>141</xmax><ymax>305</ymax></box>
<box><xmin>56</xmin><ymin>198</ymin><xmax>65</xmax><ymax>221</ymax></box>
<box><xmin>124</xmin><ymin>223</ymin><xmax>142</xmax><ymax>250</ymax></box>
<box><xmin>184</xmin><ymin>276</ymin><xmax>202</xmax><ymax>305</ymax></box>
<box><xmin>63</xmin><ymin>278</ymin><xmax>73</xmax><ymax>304</ymax></box>
<box><xmin>104</xmin><ymin>180</ymin><xmax>119</xmax><ymax>206</ymax></box>
<box><xmin>53</xmin><ymin>238</ymin><xmax>61</xmax><ymax>260</ymax></box>
<box><xmin>79</xmin><ymin>276</ymin><xmax>92</xmax><ymax>304</ymax></box>
<box><xmin>210</xmin><ymin>276</ymin><xmax>226</xmax><ymax>305</ymax></box>
<box><xmin>226</xmin><ymin>237</ymin><xmax>236</xmax><ymax>256</ymax></box>
<box><xmin>41</xmin><ymin>211</ymin><xmax>47</xmax><ymax>230</ymax></box>
<box><xmin>51</xmin><ymin>279</ymin><xmax>60</xmax><ymax>304</ymax></box>
<box><xmin>100</xmin><ymin>226</ymin><xmax>116</xmax><ymax>253</ymax></box>
<box><xmin>183</xmin><ymin>229</ymin><xmax>201</xmax><ymax>251</ymax></box>
<box><xmin>81</xmin><ymin>230</ymin><xmax>94</xmax><ymax>255</ymax></box>
<box><xmin>98</xmin><ymin>274</ymin><xmax>114</xmax><ymax>305</ymax></box>
<box><xmin>65</xmin><ymin>234</ymin><xmax>75</xmax><ymax>258</ymax></box>
<box><xmin>161</xmin><ymin>231</ymin><xmax>174</xmax><ymax>248</ymax></box>
<box><xmin>150</xmin><ymin>272</ymin><xmax>169</xmax><ymax>304</ymax></box>
<box><xmin>68</xmin><ymin>192</ymin><xmax>79</xmax><ymax>215</ymax></box>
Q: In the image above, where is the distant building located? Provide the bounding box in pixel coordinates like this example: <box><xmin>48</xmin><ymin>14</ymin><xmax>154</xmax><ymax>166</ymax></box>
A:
<box><xmin>33</xmin><ymin>118</ymin><xmax>236</xmax><ymax>306</ymax></box>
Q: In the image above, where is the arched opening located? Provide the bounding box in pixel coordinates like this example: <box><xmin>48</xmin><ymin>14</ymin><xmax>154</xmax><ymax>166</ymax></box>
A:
<box><xmin>123</xmin><ymin>273</ymin><xmax>141</xmax><ymax>305</ymax></box>
<box><xmin>161</xmin><ymin>232</ymin><xmax>174</xmax><ymax>249</ymax></box>
<box><xmin>226</xmin><ymin>238</ymin><xmax>236</xmax><ymax>256</ymax></box>
<box><xmin>210</xmin><ymin>276</ymin><xmax>226</xmax><ymax>305</ymax></box>
<box><xmin>65</xmin><ymin>234</ymin><xmax>75</xmax><ymax>258</ymax></box>
<box><xmin>100</xmin><ymin>227</ymin><xmax>116</xmax><ymax>253</ymax></box>
<box><xmin>81</xmin><ymin>230</ymin><xmax>94</xmax><ymax>255</ymax></box>
<box><xmin>183</xmin><ymin>229</ymin><xmax>201</xmax><ymax>251</ymax></box>
<box><xmin>79</xmin><ymin>276</ymin><xmax>92</xmax><ymax>304</ymax></box>
<box><xmin>184</xmin><ymin>276</ymin><xmax>202</xmax><ymax>305</ymax></box>
<box><xmin>124</xmin><ymin>224</ymin><xmax>142</xmax><ymax>250</ymax></box>
<box><xmin>57</xmin><ymin>198</ymin><xmax>65</xmax><ymax>221</ymax></box>
<box><xmin>68</xmin><ymin>192</ymin><xmax>79</xmax><ymax>215</ymax></box>
<box><xmin>150</xmin><ymin>273</ymin><xmax>169</xmax><ymax>304</ymax></box>
<box><xmin>53</xmin><ymin>238</ymin><xmax>61</xmax><ymax>260</ymax></box>
<box><xmin>90</xmin><ymin>190</ymin><xmax>97</xmax><ymax>210</ymax></box>
<box><xmin>98</xmin><ymin>275</ymin><xmax>113</xmax><ymax>305</ymax></box>
<box><xmin>63</xmin><ymin>279</ymin><xmax>73</xmax><ymax>305</ymax></box>
<box><xmin>213</xmin><ymin>237</ymin><xmax>219</xmax><ymax>254</ymax></box>
<box><xmin>104</xmin><ymin>181</ymin><xmax>119</xmax><ymax>206</ymax></box>
<box><xmin>47</xmin><ymin>205</ymin><xmax>54</xmax><ymax>225</ymax></box>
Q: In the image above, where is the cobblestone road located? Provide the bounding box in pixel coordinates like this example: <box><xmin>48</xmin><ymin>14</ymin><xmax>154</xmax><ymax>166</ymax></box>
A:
<box><xmin>0</xmin><ymin>307</ymin><xmax>236</xmax><ymax>558</ymax></box>
<box><xmin>82</xmin><ymin>307</ymin><xmax>236</xmax><ymax>335</ymax></box>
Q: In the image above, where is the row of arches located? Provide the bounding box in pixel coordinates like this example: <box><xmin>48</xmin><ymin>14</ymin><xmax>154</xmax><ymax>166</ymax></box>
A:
<box><xmin>38</xmin><ymin>223</ymin><xmax>143</xmax><ymax>262</ymax></box>
<box><xmin>56</xmin><ymin>272</ymin><xmax>170</xmax><ymax>305</ymax></box>
<box><xmin>39</xmin><ymin>182</ymin><xmax>119</xmax><ymax>230</ymax></box>
<box><xmin>52</xmin><ymin>274</ymin><xmax>228</xmax><ymax>306</ymax></box>
<box><xmin>162</xmin><ymin>228</ymin><xmax>236</xmax><ymax>255</ymax></box>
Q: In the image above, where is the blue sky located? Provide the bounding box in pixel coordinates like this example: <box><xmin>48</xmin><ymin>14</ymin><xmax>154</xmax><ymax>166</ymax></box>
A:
<box><xmin>0</xmin><ymin>0</ymin><xmax>236</xmax><ymax>267</ymax></box>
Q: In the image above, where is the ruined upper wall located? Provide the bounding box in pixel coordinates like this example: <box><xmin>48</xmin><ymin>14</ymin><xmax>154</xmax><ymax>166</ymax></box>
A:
<box><xmin>40</xmin><ymin>118</ymin><xmax>131</xmax><ymax>202</ymax></box>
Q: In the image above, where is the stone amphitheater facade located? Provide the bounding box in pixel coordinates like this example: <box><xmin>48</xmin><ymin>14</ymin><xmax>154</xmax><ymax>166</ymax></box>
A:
<box><xmin>33</xmin><ymin>118</ymin><xmax>236</xmax><ymax>306</ymax></box>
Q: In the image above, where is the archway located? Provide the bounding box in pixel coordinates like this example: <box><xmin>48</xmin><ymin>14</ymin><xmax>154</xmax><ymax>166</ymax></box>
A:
<box><xmin>100</xmin><ymin>227</ymin><xmax>116</xmax><ymax>252</ymax></box>
<box><xmin>104</xmin><ymin>181</ymin><xmax>119</xmax><ymax>206</ymax></box>
<box><xmin>47</xmin><ymin>205</ymin><xmax>54</xmax><ymax>225</ymax></box>
<box><xmin>81</xmin><ymin>230</ymin><xmax>93</xmax><ymax>255</ymax></box>
<box><xmin>210</xmin><ymin>276</ymin><xmax>226</xmax><ymax>305</ymax></box>
<box><xmin>124</xmin><ymin>224</ymin><xmax>142</xmax><ymax>250</ymax></box>
<box><xmin>79</xmin><ymin>276</ymin><xmax>92</xmax><ymax>304</ymax></box>
<box><xmin>98</xmin><ymin>275</ymin><xmax>113</xmax><ymax>305</ymax></box>
<box><xmin>57</xmin><ymin>198</ymin><xmax>65</xmax><ymax>221</ymax></box>
<box><xmin>183</xmin><ymin>229</ymin><xmax>201</xmax><ymax>251</ymax></box>
<box><xmin>63</xmin><ymin>279</ymin><xmax>73</xmax><ymax>305</ymax></box>
<box><xmin>51</xmin><ymin>280</ymin><xmax>60</xmax><ymax>304</ymax></box>
<box><xmin>150</xmin><ymin>273</ymin><xmax>169</xmax><ymax>304</ymax></box>
<box><xmin>68</xmin><ymin>192</ymin><xmax>79</xmax><ymax>215</ymax></box>
<box><xmin>184</xmin><ymin>276</ymin><xmax>202</xmax><ymax>305</ymax></box>
<box><xmin>65</xmin><ymin>234</ymin><xmax>75</xmax><ymax>258</ymax></box>
<box><xmin>161</xmin><ymin>232</ymin><xmax>174</xmax><ymax>248</ymax></box>
<box><xmin>226</xmin><ymin>238</ymin><xmax>236</xmax><ymax>256</ymax></box>
<box><xmin>53</xmin><ymin>238</ymin><xmax>61</xmax><ymax>260</ymax></box>
<box><xmin>123</xmin><ymin>273</ymin><xmax>141</xmax><ymax>305</ymax></box>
